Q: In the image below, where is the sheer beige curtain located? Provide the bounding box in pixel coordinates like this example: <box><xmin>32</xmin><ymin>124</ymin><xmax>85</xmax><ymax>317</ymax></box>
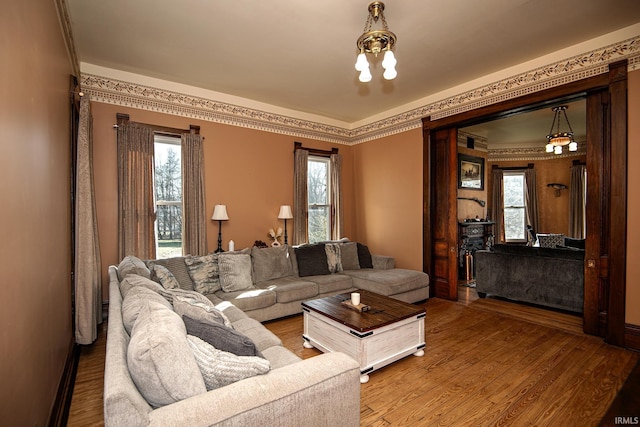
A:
<box><xmin>181</xmin><ymin>133</ymin><xmax>207</xmax><ymax>255</ymax></box>
<box><xmin>75</xmin><ymin>95</ymin><xmax>102</xmax><ymax>344</ymax></box>
<box><xmin>524</xmin><ymin>168</ymin><xmax>540</xmax><ymax>237</ymax></box>
<box><xmin>330</xmin><ymin>153</ymin><xmax>343</xmax><ymax>240</ymax></box>
<box><xmin>293</xmin><ymin>148</ymin><xmax>308</xmax><ymax>245</ymax></box>
<box><xmin>117</xmin><ymin>119</ymin><xmax>156</xmax><ymax>260</ymax></box>
<box><xmin>491</xmin><ymin>168</ymin><xmax>504</xmax><ymax>243</ymax></box>
<box><xmin>569</xmin><ymin>164</ymin><xmax>586</xmax><ymax>238</ymax></box>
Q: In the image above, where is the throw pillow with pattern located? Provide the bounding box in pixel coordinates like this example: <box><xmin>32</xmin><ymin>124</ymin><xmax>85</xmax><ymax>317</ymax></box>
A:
<box><xmin>184</xmin><ymin>253</ymin><xmax>221</xmax><ymax>294</ymax></box>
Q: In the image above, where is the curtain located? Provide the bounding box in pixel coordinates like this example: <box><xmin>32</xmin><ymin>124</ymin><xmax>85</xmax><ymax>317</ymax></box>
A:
<box><xmin>569</xmin><ymin>164</ymin><xmax>586</xmax><ymax>238</ymax></box>
<box><xmin>75</xmin><ymin>95</ymin><xmax>102</xmax><ymax>345</ymax></box>
<box><xmin>181</xmin><ymin>133</ymin><xmax>207</xmax><ymax>255</ymax></box>
<box><xmin>491</xmin><ymin>168</ymin><xmax>504</xmax><ymax>243</ymax></box>
<box><xmin>117</xmin><ymin>121</ymin><xmax>156</xmax><ymax>260</ymax></box>
<box><xmin>330</xmin><ymin>153</ymin><xmax>343</xmax><ymax>240</ymax></box>
<box><xmin>524</xmin><ymin>168</ymin><xmax>540</xmax><ymax>239</ymax></box>
<box><xmin>293</xmin><ymin>148</ymin><xmax>308</xmax><ymax>245</ymax></box>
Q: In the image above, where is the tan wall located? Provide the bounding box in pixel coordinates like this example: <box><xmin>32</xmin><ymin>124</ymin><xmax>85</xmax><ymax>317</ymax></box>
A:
<box><xmin>351</xmin><ymin>128</ymin><xmax>424</xmax><ymax>271</ymax></box>
<box><xmin>91</xmin><ymin>103</ymin><xmax>355</xmax><ymax>299</ymax></box>
<box><xmin>0</xmin><ymin>1</ymin><xmax>73</xmax><ymax>425</ymax></box>
<box><xmin>626</xmin><ymin>69</ymin><xmax>640</xmax><ymax>326</ymax></box>
<box><xmin>488</xmin><ymin>155</ymin><xmax>586</xmax><ymax>236</ymax></box>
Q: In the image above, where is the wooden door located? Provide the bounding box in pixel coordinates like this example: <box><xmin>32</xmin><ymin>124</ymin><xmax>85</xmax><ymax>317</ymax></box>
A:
<box><xmin>425</xmin><ymin>127</ymin><xmax>459</xmax><ymax>300</ymax></box>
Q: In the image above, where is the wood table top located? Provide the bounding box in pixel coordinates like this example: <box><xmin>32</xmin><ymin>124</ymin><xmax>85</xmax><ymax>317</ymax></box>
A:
<box><xmin>302</xmin><ymin>290</ymin><xmax>426</xmax><ymax>333</ymax></box>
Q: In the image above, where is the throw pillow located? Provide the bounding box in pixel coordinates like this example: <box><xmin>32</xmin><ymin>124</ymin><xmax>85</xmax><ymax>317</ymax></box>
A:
<box><xmin>295</xmin><ymin>244</ymin><xmax>331</xmax><ymax>277</ymax></box>
<box><xmin>251</xmin><ymin>245</ymin><xmax>293</xmax><ymax>283</ymax></box>
<box><xmin>150</xmin><ymin>264</ymin><xmax>180</xmax><ymax>290</ymax></box>
<box><xmin>148</xmin><ymin>257</ymin><xmax>194</xmax><ymax>291</ymax></box>
<box><xmin>357</xmin><ymin>243</ymin><xmax>374</xmax><ymax>269</ymax></box>
<box><xmin>186</xmin><ymin>335</ymin><xmax>270</xmax><ymax>390</ymax></box>
<box><xmin>128</xmin><ymin>299</ymin><xmax>206</xmax><ymax>407</ymax></box>
<box><xmin>185</xmin><ymin>253</ymin><xmax>221</xmax><ymax>294</ymax></box>
<box><xmin>340</xmin><ymin>242</ymin><xmax>360</xmax><ymax>270</ymax></box>
<box><xmin>324</xmin><ymin>243</ymin><xmax>343</xmax><ymax>273</ymax></box>
<box><xmin>117</xmin><ymin>255</ymin><xmax>151</xmax><ymax>281</ymax></box>
<box><xmin>119</xmin><ymin>273</ymin><xmax>170</xmax><ymax>300</ymax></box>
<box><xmin>122</xmin><ymin>285</ymin><xmax>172</xmax><ymax>335</ymax></box>
<box><xmin>537</xmin><ymin>233</ymin><xmax>565</xmax><ymax>248</ymax></box>
<box><xmin>173</xmin><ymin>295</ymin><xmax>232</xmax><ymax>328</ymax></box>
<box><xmin>182</xmin><ymin>315</ymin><xmax>262</xmax><ymax>357</ymax></box>
<box><xmin>218</xmin><ymin>253</ymin><xmax>253</xmax><ymax>292</ymax></box>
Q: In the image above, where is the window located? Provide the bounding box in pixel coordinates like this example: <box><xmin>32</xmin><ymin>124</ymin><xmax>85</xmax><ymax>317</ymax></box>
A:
<box><xmin>154</xmin><ymin>134</ymin><xmax>182</xmax><ymax>258</ymax></box>
<box><xmin>307</xmin><ymin>156</ymin><xmax>331</xmax><ymax>243</ymax></box>
<box><xmin>503</xmin><ymin>171</ymin><xmax>527</xmax><ymax>242</ymax></box>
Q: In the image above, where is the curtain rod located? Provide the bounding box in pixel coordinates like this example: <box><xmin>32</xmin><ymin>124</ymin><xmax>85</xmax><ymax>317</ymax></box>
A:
<box><xmin>294</xmin><ymin>141</ymin><xmax>338</xmax><ymax>156</ymax></box>
<box><xmin>114</xmin><ymin>113</ymin><xmax>202</xmax><ymax>138</ymax></box>
<box><xmin>492</xmin><ymin>163</ymin><xmax>534</xmax><ymax>170</ymax></box>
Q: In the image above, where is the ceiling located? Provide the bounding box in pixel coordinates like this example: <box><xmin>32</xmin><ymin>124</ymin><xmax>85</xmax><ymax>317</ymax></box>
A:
<box><xmin>67</xmin><ymin>0</ymin><xmax>640</xmax><ymax>133</ymax></box>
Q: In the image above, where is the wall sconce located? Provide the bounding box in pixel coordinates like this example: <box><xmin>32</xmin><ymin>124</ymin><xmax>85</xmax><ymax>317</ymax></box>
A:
<box><xmin>547</xmin><ymin>183</ymin><xmax>567</xmax><ymax>197</ymax></box>
<box><xmin>211</xmin><ymin>204</ymin><xmax>229</xmax><ymax>253</ymax></box>
<box><xmin>278</xmin><ymin>205</ymin><xmax>293</xmax><ymax>245</ymax></box>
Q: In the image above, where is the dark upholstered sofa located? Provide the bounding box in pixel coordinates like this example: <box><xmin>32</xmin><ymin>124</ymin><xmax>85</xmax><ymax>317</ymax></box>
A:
<box><xmin>475</xmin><ymin>244</ymin><xmax>584</xmax><ymax>313</ymax></box>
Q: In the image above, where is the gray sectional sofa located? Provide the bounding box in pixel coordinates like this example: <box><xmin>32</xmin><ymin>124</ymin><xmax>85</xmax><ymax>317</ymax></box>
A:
<box><xmin>104</xmin><ymin>242</ymin><xmax>429</xmax><ymax>426</ymax></box>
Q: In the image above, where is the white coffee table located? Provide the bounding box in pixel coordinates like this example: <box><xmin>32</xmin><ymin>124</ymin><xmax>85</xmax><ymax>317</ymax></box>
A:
<box><xmin>302</xmin><ymin>290</ymin><xmax>426</xmax><ymax>383</ymax></box>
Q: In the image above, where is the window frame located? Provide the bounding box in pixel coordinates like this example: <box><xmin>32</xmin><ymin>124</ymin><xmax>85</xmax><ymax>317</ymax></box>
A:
<box><xmin>502</xmin><ymin>170</ymin><xmax>528</xmax><ymax>243</ymax></box>
<box><xmin>153</xmin><ymin>133</ymin><xmax>183</xmax><ymax>258</ymax></box>
<box><xmin>307</xmin><ymin>155</ymin><xmax>332</xmax><ymax>243</ymax></box>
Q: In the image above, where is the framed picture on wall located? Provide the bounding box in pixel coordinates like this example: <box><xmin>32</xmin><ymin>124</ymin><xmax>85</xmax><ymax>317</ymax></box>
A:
<box><xmin>458</xmin><ymin>154</ymin><xmax>484</xmax><ymax>190</ymax></box>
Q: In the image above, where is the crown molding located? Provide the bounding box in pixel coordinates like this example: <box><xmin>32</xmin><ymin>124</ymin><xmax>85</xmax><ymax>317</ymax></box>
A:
<box><xmin>80</xmin><ymin>35</ymin><xmax>640</xmax><ymax>145</ymax></box>
<box><xmin>54</xmin><ymin>0</ymin><xmax>80</xmax><ymax>79</ymax></box>
<box><xmin>487</xmin><ymin>141</ymin><xmax>587</xmax><ymax>162</ymax></box>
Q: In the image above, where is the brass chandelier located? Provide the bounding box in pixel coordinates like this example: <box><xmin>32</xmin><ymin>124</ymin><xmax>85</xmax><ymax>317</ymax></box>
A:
<box><xmin>545</xmin><ymin>105</ymin><xmax>577</xmax><ymax>155</ymax></box>
<box><xmin>354</xmin><ymin>1</ymin><xmax>397</xmax><ymax>82</ymax></box>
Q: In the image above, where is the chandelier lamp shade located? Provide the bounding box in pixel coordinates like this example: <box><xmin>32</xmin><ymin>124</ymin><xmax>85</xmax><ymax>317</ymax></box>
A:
<box><xmin>545</xmin><ymin>105</ymin><xmax>578</xmax><ymax>155</ymax></box>
<box><xmin>211</xmin><ymin>204</ymin><xmax>229</xmax><ymax>253</ymax></box>
<box><xmin>355</xmin><ymin>1</ymin><xmax>397</xmax><ymax>82</ymax></box>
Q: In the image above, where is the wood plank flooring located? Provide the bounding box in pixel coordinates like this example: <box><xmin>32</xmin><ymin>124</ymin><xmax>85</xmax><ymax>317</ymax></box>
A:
<box><xmin>67</xmin><ymin>295</ymin><xmax>639</xmax><ymax>426</ymax></box>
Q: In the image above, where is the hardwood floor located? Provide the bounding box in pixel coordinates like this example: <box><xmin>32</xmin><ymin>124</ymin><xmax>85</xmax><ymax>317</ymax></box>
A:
<box><xmin>67</xmin><ymin>294</ymin><xmax>639</xmax><ymax>426</ymax></box>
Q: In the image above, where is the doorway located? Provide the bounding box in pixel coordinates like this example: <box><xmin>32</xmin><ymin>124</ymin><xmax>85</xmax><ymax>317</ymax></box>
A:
<box><xmin>422</xmin><ymin>61</ymin><xmax>628</xmax><ymax>346</ymax></box>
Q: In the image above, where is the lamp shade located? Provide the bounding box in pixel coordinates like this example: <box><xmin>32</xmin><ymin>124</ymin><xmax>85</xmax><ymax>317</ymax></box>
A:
<box><xmin>212</xmin><ymin>204</ymin><xmax>229</xmax><ymax>221</ymax></box>
<box><xmin>278</xmin><ymin>205</ymin><xmax>293</xmax><ymax>220</ymax></box>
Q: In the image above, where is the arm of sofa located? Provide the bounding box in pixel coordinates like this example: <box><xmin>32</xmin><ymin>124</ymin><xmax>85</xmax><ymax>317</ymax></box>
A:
<box><xmin>372</xmin><ymin>254</ymin><xmax>395</xmax><ymax>269</ymax></box>
<box><xmin>147</xmin><ymin>352</ymin><xmax>360</xmax><ymax>427</ymax></box>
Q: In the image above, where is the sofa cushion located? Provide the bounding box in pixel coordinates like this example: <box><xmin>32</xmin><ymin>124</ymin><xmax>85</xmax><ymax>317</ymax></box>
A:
<box><xmin>251</xmin><ymin>245</ymin><xmax>293</xmax><ymax>283</ymax></box>
<box><xmin>340</xmin><ymin>242</ymin><xmax>360</xmax><ymax>270</ymax></box>
<box><xmin>325</xmin><ymin>243</ymin><xmax>343</xmax><ymax>273</ymax></box>
<box><xmin>357</xmin><ymin>243</ymin><xmax>374</xmax><ymax>269</ymax></box>
<box><xmin>304</xmin><ymin>273</ymin><xmax>354</xmax><ymax>294</ymax></box>
<box><xmin>219</xmin><ymin>252</ymin><xmax>253</xmax><ymax>292</ymax></box>
<box><xmin>295</xmin><ymin>244</ymin><xmax>330</xmax><ymax>277</ymax></box>
<box><xmin>119</xmin><ymin>273</ymin><xmax>168</xmax><ymax>300</ymax></box>
<box><xmin>183</xmin><ymin>315</ymin><xmax>262</xmax><ymax>357</ymax></box>
<box><xmin>127</xmin><ymin>299</ymin><xmax>206</xmax><ymax>407</ymax></box>
<box><xmin>231</xmin><ymin>317</ymin><xmax>283</xmax><ymax>351</ymax></box>
<box><xmin>149</xmin><ymin>264</ymin><xmax>180</xmax><ymax>290</ymax></box>
<box><xmin>214</xmin><ymin>288</ymin><xmax>277</xmax><ymax>312</ymax></box>
<box><xmin>185</xmin><ymin>253</ymin><xmax>221</xmax><ymax>294</ymax></box>
<box><xmin>255</xmin><ymin>276</ymin><xmax>319</xmax><ymax>303</ymax></box>
<box><xmin>117</xmin><ymin>255</ymin><xmax>151</xmax><ymax>281</ymax></box>
<box><xmin>260</xmin><ymin>346</ymin><xmax>302</xmax><ymax>370</ymax></box>
<box><xmin>122</xmin><ymin>285</ymin><xmax>172</xmax><ymax>335</ymax></box>
<box><xmin>186</xmin><ymin>335</ymin><xmax>270</xmax><ymax>391</ymax></box>
<box><xmin>173</xmin><ymin>295</ymin><xmax>232</xmax><ymax>328</ymax></box>
<box><xmin>148</xmin><ymin>257</ymin><xmax>194</xmax><ymax>291</ymax></box>
<box><xmin>341</xmin><ymin>268</ymin><xmax>429</xmax><ymax>296</ymax></box>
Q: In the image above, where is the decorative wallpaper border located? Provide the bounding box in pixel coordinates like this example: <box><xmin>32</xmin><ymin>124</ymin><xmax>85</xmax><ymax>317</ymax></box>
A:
<box><xmin>487</xmin><ymin>142</ymin><xmax>587</xmax><ymax>162</ymax></box>
<box><xmin>80</xmin><ymin>36</ymin><xmax>640</xmax><ymax>146</ymax></box>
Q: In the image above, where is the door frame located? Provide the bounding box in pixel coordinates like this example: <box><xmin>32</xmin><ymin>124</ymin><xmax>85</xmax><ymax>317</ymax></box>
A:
<box><xmin>422</xmin><ymin>61</ymin><xmax>627</xmax><ymax>345</ymax></box>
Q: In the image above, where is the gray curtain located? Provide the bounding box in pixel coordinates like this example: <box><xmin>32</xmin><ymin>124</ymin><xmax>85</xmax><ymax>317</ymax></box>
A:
<box><xmin>181</xmin><ymin>133</ymin><xmax>207</xmax><ymax>255</ymax></box>
<box><xmin>75</xmin><ymin>95</ymin><xmax>103</xmax><ymax>345</ymax></box>
<box><xmin>491</xmin><ymin>168</ymin><xmax>504</xmax><ymax>243</ymax></box>
<box><xmin>330</xmin><ymin>153</ymin><xmax>343</xmax><ymax>240</ymax></box>
<box><xmin>569</xmin><ymin>164</ymin><xmax>586</xmax><ymax>238</ymax></box>
<box><xmin>117</xmin><ymin>121</ymin><xmax>156</xmax><ymax>260</ymax></box>
<box><xmin>293</xmin><ymin>148</ymin><xmax>308</xmax><ymax>245</ymax></box>
<box><xmin>524</xmin><ymin>168</ymin><xmax>540</xmax><ymax>238</ymax></box>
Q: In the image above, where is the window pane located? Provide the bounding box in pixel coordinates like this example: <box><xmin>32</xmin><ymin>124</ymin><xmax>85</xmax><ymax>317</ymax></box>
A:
<box><xmin>504</xmin><ymin>208</ymin><xmax>525</xmax><ymax>240</ymax></box>
<box><xmin>308</xmin><ymin>160</ymin><xmax>328</xmax><ymax>204</ymax></box>
<box><xmin>503</xmin><ymin>174</ymin><xmax>524</xmax><ymax>207</ymax></box>
<box><xmin>308</xmin><ymin>206</ymin><xmax>330</xmax><ymax>243</ymax></box>
<box><xmin>155</xmin><ymin>137</ymin><xmax>182</xmax><ymax>258</ymax></box>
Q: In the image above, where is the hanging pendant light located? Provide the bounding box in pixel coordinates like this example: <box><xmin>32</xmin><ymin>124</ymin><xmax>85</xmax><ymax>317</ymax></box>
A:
<box><xmin>545</xmin><ymin>105</ymin><xmax>577</xmax><ymax>155</ymax></box>
<box><xmin>355</xmin><ymin>2</ymin><xmax>397</xmax><ymax>82</ymax></box>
